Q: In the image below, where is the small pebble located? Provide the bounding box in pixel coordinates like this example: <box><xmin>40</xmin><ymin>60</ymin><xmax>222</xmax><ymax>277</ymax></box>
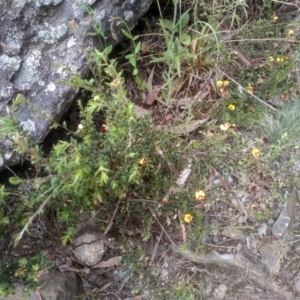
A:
<box><xmin>213</xmin><ymin>283</ymin><xmax>228</xmax><ymax>300</ymax></box>
<box><xmin>259</xmin><ymin>203</ymin><xmax>266</xmax><ymax>210</ymax></box>
<box><xmin>113</xmin><ymin>268</ymin><xmax>129</xmax><ymax>281</ymax></box>
<box><xmin>212</xmin><ymin>229</ymin><xmax>220</xmax><ymax>236</ymax></box>
<box><xmin>213</xmin><ymin>236</ymin><xmax>219</xmax><ymax>244</ymax></box>
<box><xmin>238</xmin><ymin>215</ymin><xmax>245</xmax><ymax>224</ymax></box>
<box><xmin>236</xmin><ymin>243</ymin><xmax>243</xmax><ymax>251</ymax></box>
<box><xmin>226</xmin><ymin>174</ymin><xmax>234</xmax><ymax>185</ymax></box>
<box><xmin>294</xmin><ymin>278</ymin><xmax>300</xmax><ymax>295</ymax></box>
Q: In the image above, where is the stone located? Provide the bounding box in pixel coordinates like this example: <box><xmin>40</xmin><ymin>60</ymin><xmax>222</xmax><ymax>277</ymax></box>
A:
<box><xmin>272</xmin><ymin>188</ymin><xmax>298</xmax><ymax>237</ymax></box>
<box><xmin>74</xmin><ymin>232</ymin><xmax>106</xmax><ymax>266</ymax></box>
<box><xmin>260</xmin><ymin>240</ymin><xmax>287</xmax><ymax>277</ymax></box>
<box><xmin>0</xmin><ymin>0</ymin><xmax>153</xmax><ymax>170</ymax></box>
<box><xmin>0</xmin><ymin>272</ymin><xmax>78</xmax><ymax>300</ymax></box>
<box><xmin>213</xmin><ymin>283</ymin><xmax>227</xmax><ymax>300</ymax></box>
<box><xmin>294</xmin><ymin>277</ymin><xmax>300</xmax><ymax>295</ymax></box>
<box><xmin>38</xmin><ymin>271</ymin><xmax>79</xmax><ymax>300</ymax></box>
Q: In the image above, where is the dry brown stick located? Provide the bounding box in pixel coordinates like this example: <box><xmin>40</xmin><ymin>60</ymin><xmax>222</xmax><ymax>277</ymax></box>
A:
<box><xmin>151</xmin><ymin>229</ymin><xmax>164</xmax><ymax>263</ymax></box>
<box><xmin>149</xmin><ymin>208</ymin><xmax>174</xmax><ymax>244</ymax></box>
<box><xmin>220</xmin><ymin>71</ymin><xmax>279</xmax><ymax>112</ymax></box>
<box><xmin>103</xmin><ymin>199</ymin><xmax>121</xmax><ymax>236</ymax></box>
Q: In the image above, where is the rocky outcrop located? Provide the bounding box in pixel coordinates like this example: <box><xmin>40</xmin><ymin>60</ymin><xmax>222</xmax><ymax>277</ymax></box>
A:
<box><xmin>0</xmin><ymin>272</ymin><xmax>79</xmax><ymax>300</ymax></box>
<box><xmin>0</xmin><ymin>0</ymin><xmax>152</xmax><ymax>169</ymax></box>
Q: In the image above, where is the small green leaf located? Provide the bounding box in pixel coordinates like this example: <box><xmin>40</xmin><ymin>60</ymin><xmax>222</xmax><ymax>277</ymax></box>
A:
<box><xmin>9</xmin><ymin>177</ymin><xmax>21</xmax><ymax>185</ymax></box>
<box><xmin>102</xmin><ymin>45</ymin><xmax>113</xmax><ymax>56</ymax></box>
<box><xmin>181</xmin><ymin>33</ymin><xmax>191</xmax><ymax>45</ymax></box>
<box><xmin>0</xmin><ymin>185</ymin><xmax>9</xmax><ymax>203</ymax></box>
<box><xmin>135</xmin><ymin>41</ymin><xmax>141</xmax><ymax>54</ymax></box>
<box><xmin>121</xmin><ymin>29</ymin><xmax>132</xmax><ymax>40</ymax></box>
<box><xmin>125</xmin><ymin>53</ymin><xmax>137</xmax><ymax>68</ymax></box>
<box><xmin>13</xmin><ymin>233</ymin><xmax>21</xmax><ymax>247</ymax></box>
<box><xmin>0</xmin><ymin>217</ymin><xmax>9</xmax><ymax>225</ymax></box>
<box><xmin>162</xmin><ymin>19</ymin><xmax>174</xmax><ymax>31</ymax></box>
<box><xmin>100</xmin><ymin>171</ymin><xmax>109</xmax><ymax>186</ymax></box>
<box><xmin>51</xmin><ymin>177</ymin><xmax>60</xmax><ymax>188</ymax></box>
<box><xmin>176</xmin><ymin>11</ymin><xmax>190</xmax><ymax>29</ymax></box>
<box><xmin>128</xmin><ymin>167</ymin><xmax>140</xmax><ymax>183</ymax></box>
<box><xmin>61</xmin><ymin>227</ymin><xmax>76</xmax><ymax>246</ymax></box>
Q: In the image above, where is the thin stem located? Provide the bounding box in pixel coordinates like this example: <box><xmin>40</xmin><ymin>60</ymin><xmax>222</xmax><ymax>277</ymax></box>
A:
<box><xmin>15</xmin><ymin>182</ymin><xmax>63</xmax><ymax>245</ymax></box>
<box><xmin>220</xmin><ymin>70</ymin><xmax>280</xmax><ymax>113</ymax></box>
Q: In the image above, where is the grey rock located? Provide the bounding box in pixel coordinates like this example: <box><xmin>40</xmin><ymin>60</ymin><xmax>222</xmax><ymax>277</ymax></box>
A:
<box><xmin>0</xmin><ymin>272</ymin><xmax>78</xmax><ymax>300</ymax></box>
<box><xmin>74</xmin><ymin>232</ymin><xmax>106</xmax><ymax>266</ymax></box>
<box><xmin>113</xmin><ymin>268</ymin><xmax>129</xmax><ymax>281</ymax></box>
<box><xmin>213</xmin><ymin>283</ymin><xmax>227</xmax><ymax>300</ymax></box>
<box><xmin>260</xmin><ymin>240</ymin><xmax>287</xmax><ymax>276</ymax></box>
<box><xmin>0</xmin><ymin>137</ymin><xmax>19</xmax><ymax>169</ymax></box>
<box><xmin>203</xmin><ymin>276</ymin><xmax>213</xmax><ymax>296</ymax></box>
<box><xmin>0</xmin><ymin>0</ymin><xmax>153</xmax><ymax>170</ymax></box>
<box><xmin>39</xmin><ymin>271</ymin><xmax>79</xmax><ymax>300</ymax></box>
<box><xmin>257</xmin><ymin>223</ymin><xmax>267</xmax><ymax>237</ymax></box>
<box><xmin>272</xmin><ymin>188</ymin><xmax>298</xmax><ymax>237</ymax></box>
<box><xmin>294</xmin><ymin>277</ymin><xmax>300</xmax><ymax>295</ymax></box>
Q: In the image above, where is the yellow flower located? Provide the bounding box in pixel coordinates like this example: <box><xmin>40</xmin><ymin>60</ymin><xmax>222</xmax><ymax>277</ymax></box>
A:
<box><xmin>217</xmin><ymin>80</ymin><xmax>230</xmax><ymax>88</ymax></box>
<box><xmin>269</xmin><ymin>56</ymin><xmax>275</xmax><ymax>62</ymax></box>
<box><xmin>220</xmin><ymin>123</ymin><xmax>230</xmax><ymax>131</ymax></box>
<box><xmin>220</xmin><ymin>123</ymin><xmax>236</xmax><ymax>131</ymax></box>
<box><xmin>247</xmin><ymin>84</ymin><xmax>254</xmax><ymax>94</ymax></box>
<box><xmin>288</xmin><ymin>29</ymin><xmax>294</xmax><ymax>37</ymax></box>
<box><xmin>184</xmin><ymin>214</ymin><xmax>193</xmax><ymax>223</ymax></box>
<box><xmin>273</xmin><ymin>14</ymin><xmax>278</xmax><ymax>20</ymax></box>
<box><xmin>228</xmin><ymin>104</ymin><xmax>235</xmax><ymax>111</ymax></box>
<box><xmin>217</xmin><ymin>80</ymin><xmax>224</xmax><ymax>88</ymax></box>
<box><xmin>139</xmin><ymin>157</ymin><xmax>148</xmax><ymax>165</ymax></box>
<box><xmin>276</xmin><ymin>57</ymin><xmax>284</xmax><ymax>63</ymax></box>
<box><xmin>252</xmin><ymin>148</ymin><xmax>260</xmax><ymax>158</ymax></box>
<box><xmin>195</xmin><ymin>190</ymin><xmax>206</xmax><ymax>201</ymax></box>
<box><xmin>223</xmin><ymin>80</ymin><xmax>230</xmax><ymax>87</ymax></box>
